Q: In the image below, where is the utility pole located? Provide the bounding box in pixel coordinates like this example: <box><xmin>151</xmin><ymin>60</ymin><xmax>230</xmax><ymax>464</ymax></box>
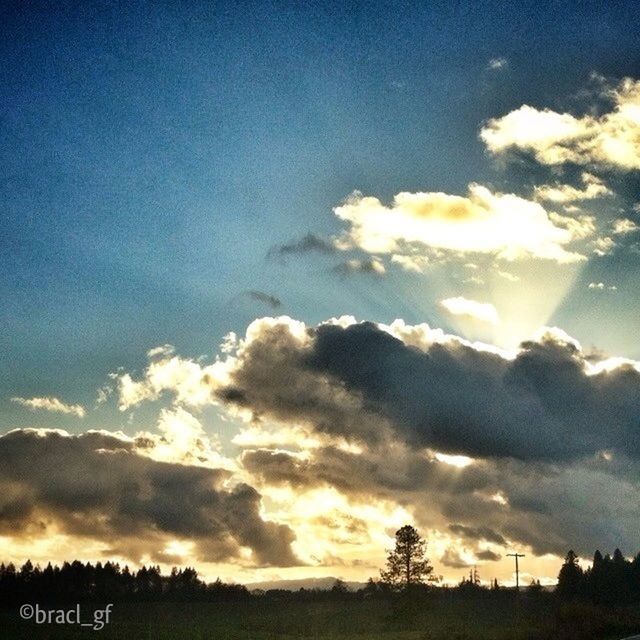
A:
<box><xmin>507</xmin><ymin>553</ymin><xmax>525</xmax><ymax>590</ymax></box>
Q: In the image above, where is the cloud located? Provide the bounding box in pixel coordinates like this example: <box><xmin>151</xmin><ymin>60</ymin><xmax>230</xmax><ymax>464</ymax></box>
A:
<box><xmin>588</xmin><ymin>282</ymin><xmax>617</xmax><ymax>291</ymax></box>
<box><xmin>241</xmin><ymin>433</ymin><xmax>640</xmax><ymax>558</ymax></box>
<box><xmin>448</xmin><ymin>524</ymin><xmax>506</xmax><ymax>545</ymax></box>
<box><xmin>476</xmin><ymin>549</ymin><xmax>501</xmax><ymax>562</ymax></box>
<box><xmin>441</xmin><ymin>547</ymin><xmax>474</xmax><ymax>568</ymax></box>
<box><xmin>109</xmin><ymin>317</ymin><xmax>640</xmax><ymax>560</ymax></box>
<box><xmin>11</xmin><ymin>396</ymin><xmax>86</xmax><ymax>418</ymax></box>
<box><xmin>390</xmin><ymin>254</ymin><xmax>431</xmax><ymax>273</ymax></box>
<box><xmin>440</xmin><ymin>297</ymin><xmax>500</xmax><ymax>325</ymax></box>
<box><xmin>612</xmin><ymin>218</ymin><xmax>639</xmax><ymax>235</ymax></box>
<box><xmin>487</xmin><ymin>57</ymin><xmax>508</xmax><ymax>71</ymax></box>
<box><xmin>114</xmin><ymin>316</ymin><xmax>640</xmax><ymax>464</ymax></box>
<box><xmin>440</xmin><ymin>546</ymin><xmax>500</xmax><ymax>568</ymax></box>
<box><xmin>242</xmin><ymin>449</ymin><xmax>312</xmax><ymax>489</ymax></box>
<box><xmin>592</xmin><ymin>236</ymin><xmax>616</xmax><ymax>256</ymax></box>
<box><xmin>141</xmin><ymin>406</ymin><xmax>228</xmax><ymax>467</ymax></box>
<box><xmin>333</xmin><ymin>184</ymin><xmax>587</xmax><ymax>263</ymax></box>
<box><xmin>333</xmin><ymin>258</ymin><xmax>386</xmax><ymax>277</ymax></box>
<box><xmin>548</xmin><ymin>211</ymin><xmax>596</xmax><ymax>241</ymax></box>
<box><xmin>0</xmin><ymin>428</ymin><xmax>298</xmax><ymax>567</ymax></box>
<box><xmin>114</xmin><ymin>350</ymin><xmax>230</xmax><ymax>411</ymax></box>
<box><xmin>533</xmin><ymin>173</ymin><xmax>612</xmax><ymax>203</ymax></box>
<box><xmin>241</xmin><ymin>442</ymin><xmax>482</xmax><ymax>498</ymax></box>
<box><xmin>496</xmin><ymin>269</ymin><xmax>520</xmax><ymax>282</ymax></box>
<box><xmin>147</xmin><ymin>344</ymin><xmax>176</xmax><ymax>359</ymax></box>
<box><xmin>206</xmin><ymin>318</ymin><xmax>640</xmax><ymax>462</ymax></box>
<box><xmin>245</xmin><ymin>290</ymin><xmax>282</xmax><ymax>309</ymax></box>
<box><xmin>269</xmin><ymin>233</ymin><xmax>338</xmax><ymax>257</ymax></box>
<box><xmin>481</xmin><ymin>78</ymin><xmax>640</xmax><ymax>170</ymax></box>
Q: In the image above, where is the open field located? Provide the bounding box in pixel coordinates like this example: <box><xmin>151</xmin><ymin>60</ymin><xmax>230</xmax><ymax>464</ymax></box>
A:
<box><xmin>2</xmin><ymin>597</ymin><xmax>640</xmax><ymax>640</ymax></box>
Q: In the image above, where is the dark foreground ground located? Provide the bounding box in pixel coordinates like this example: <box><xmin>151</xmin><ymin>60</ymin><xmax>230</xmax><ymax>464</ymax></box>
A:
<box><xmin>2</xmin><ymin>597</ymin><xmax>640</xmax><ymax>640</ymax></box>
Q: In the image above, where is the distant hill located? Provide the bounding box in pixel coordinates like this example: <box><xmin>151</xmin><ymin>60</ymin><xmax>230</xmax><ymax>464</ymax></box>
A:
<box><xmin>245</xmin><ymin>577</ymin><xmax>367</xmax><ymax>592</ymax></box>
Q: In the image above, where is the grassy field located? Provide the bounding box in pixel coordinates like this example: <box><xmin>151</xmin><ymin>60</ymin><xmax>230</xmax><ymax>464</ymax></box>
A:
<box><xmin>2</xmin><ymin>597</ymin><xmax>640</xmax><ymax>640</ymax></box>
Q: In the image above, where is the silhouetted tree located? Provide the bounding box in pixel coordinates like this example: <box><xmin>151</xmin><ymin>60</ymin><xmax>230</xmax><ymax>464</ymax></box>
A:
<box><xmin>380</xmin><ymin>525</ymin><xmax>433</xmax><ymax>590</ymax></box>
<box><xmin>362</xmin><ymin>577</ymin><xmax>381</xmax><ymax>598</ymax></box>
<box><xmin>593</xmin><ymin>549</ymin><xmax>603</xmax><ymax>568</ymax></box>
<box><xmin>331</xmin><ymin>578</ymin><xmax>349</xmax><ymax>594</ymax></box>
<box><xmin>528</xmin><ymin>578</ymin><xmax>542</xmax><ymax>594</ymax></box>
<box><xmin>458</xmin><ymin>566</ymin><xmax>485</xmax><ymax>593</ymax></box>
<box><xmin>556</xmin><ymin>550</ymin><xmax>583</xmax><ymax>599</ymax></box>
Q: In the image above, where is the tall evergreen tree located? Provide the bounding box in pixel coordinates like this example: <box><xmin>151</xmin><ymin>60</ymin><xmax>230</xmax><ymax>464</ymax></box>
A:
<box><xmin>556</xmin><ymin>550</ymin><xmax>583</xmax><ymax>599</ymax></box>
<box><xmin>380</xmin><ymin>525</ymin><xmax>433</xmax><ymax>590</ymax></box>
<box><xmin>593</xmin><ymin>550</ymin><xmax>603</xmax><ymax>568</ymax></box>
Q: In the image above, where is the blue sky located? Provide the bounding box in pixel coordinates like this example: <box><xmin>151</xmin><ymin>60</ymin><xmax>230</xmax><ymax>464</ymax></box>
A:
<box><xmin>2</xmin><ymin>1</ymin><xmax>640</xmax><ymax>424</ymax></box>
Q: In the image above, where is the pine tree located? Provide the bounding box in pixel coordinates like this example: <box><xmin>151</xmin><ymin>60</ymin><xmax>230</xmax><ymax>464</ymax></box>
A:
<box><xmin>556</xmin><ymin>550</ymin><xmax>583</xmax><ymax>599</ymax></box>
<box><xmin>380</xmin><ymin>525</ymin><xmax>433</xmax><ymax>590</ymax></box>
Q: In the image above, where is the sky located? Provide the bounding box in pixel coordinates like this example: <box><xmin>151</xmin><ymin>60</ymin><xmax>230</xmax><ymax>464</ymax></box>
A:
<box><xmin>2</xmin><ymin>0</ymin><xmax>640</xmax><ymax>587</ymax></box>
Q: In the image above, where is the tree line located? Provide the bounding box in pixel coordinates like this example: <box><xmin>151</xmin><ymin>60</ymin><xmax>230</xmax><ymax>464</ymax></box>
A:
<box><xmin>3</xmin><ymin>526</ymin><xmax>640</xmax><ymax>605</ymax></box>
<box><xmin>557</xmin><ymin>548</ymin><xmax>640</xmax><ymax>605</ymax></box>
<box><xmin>0</xmin><ymin>560</ymin><xmax>249</xmax><ymax>604</ymax></box>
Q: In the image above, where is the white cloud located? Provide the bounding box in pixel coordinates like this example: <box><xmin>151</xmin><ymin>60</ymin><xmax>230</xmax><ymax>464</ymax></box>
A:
<box><xmin>487</xmin><ymin>57</ymin><xmax>508</xmax><ymax>71</ymax></box>
<box><xmin>333</xmin><ymin>258</ymin><xmax>386</xmax><ymax>276</ymax></box>
<box><xmin>147</xmin><ymin>406</ymin><xmax>228</xmax><ymax>468</ymax></box>
<box><xmin>440</xmin><ymin>297</ymin><xmax>500</xmax><ymax>325</ymax></box>
<box><xmin>496</xmin><ymin>269</ymin><xmax>520</xmax><ymax>282</ymax></box>
<box><xmin>481</xmin><ymin>78</ymin><xmax>640</xmax><ymax>170</ymax></box>
<box><xmin>147</xmin><ymin>344</ymin><xmax>176</xmax><ymax>359</ymax></box>
<box><xmin>481</xmin><ymin>106</ymin><xmax>589</xmax><ymax>164</ymax></box>
<box><xmin>534</xmin><ymin>173</ymin><xmax>612</xmax><ymax>203</ymax></box>
<box><xmin>11</xmin><ymin>396</ymin><xmax>86</xmax><ymax>418</ymax></box>
<box><xmin>390</xmin><ymin>254</ymin><xmax>430</xmax><ymax>273</ymax></box>
<box><xmin>95</xmin><ymin>385</ymin><xmax>113</xmax><ymax>405</ymax></box>
<box><xmin>612</xmin><ymin>218</ymin><xmax>639</xmax><ymax>234</ymax></box>
<box><xmin>592</xmin><ymin>236</ymin><xmax>616</xmax><ymax>256</ymax></box>
<box><xmin>588</xmin><ymin>282</ymin><xmax>617</xmax><ymax>291</ymax></box>
<box><xmin>548</xmin><ymin>211</ymin><xmax>596</xmax><ymax>241</ymax></box>
<box><xmin>334</xmin><ymin>184</ymin><xmax>588</xmax><ymax>263</ymax></box>
<box><xmin>434</xmin><ymin>452</ymin><xmax>474</xmax><ymax>468</ymax></box>
<box><xmin>115</xmin><ymin>352</ymin><xmax>231</xmax><ymax>411</ymax></box>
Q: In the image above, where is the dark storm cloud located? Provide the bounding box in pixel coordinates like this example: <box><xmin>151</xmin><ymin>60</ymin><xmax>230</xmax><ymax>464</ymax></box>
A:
<box><xmin>241</xmin><ymin>445</ymin><xmax>492</xmax><ymax>497</ymax></box>
<box><xmin>476</xmin><ymin>549</ymin><xmax>501</xmax><ymax>562</ymax></box>
<box><xmin>216</xmin><ymin>321</ymin><xmax>390</xmax><ymax>446</ymax></box>
<box><xmin>228</xmin><ymin>320</ymin><xmax>640</xmax><ymax>461</ymax></box>
<box><xmin>241</xmin><ymin>449</ymin><xmax>310</xmax><ymax>488</ymax></box>
<box><xmin>448</xmin><ymin>524</ymin><xmax>506</xmax><ymax>545</ymax></box>
<box><xmin>0</xmin><ymin>429</ymin><xmax>299</xmax><ymax>567</ymax></box>
<box><xmin>214</xmin><ymin>316</ymin><xmax>640</xmax><ymax>557</ymax></box>
<box><xmin>245</xmin><ymin>290</ymin><xmax>282</xmax><ymax>309</ymax></box>
<box><xmin>268</xmin><ymin>233</ymin><xmax>337</xmax><ymax>258</ymax></box>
